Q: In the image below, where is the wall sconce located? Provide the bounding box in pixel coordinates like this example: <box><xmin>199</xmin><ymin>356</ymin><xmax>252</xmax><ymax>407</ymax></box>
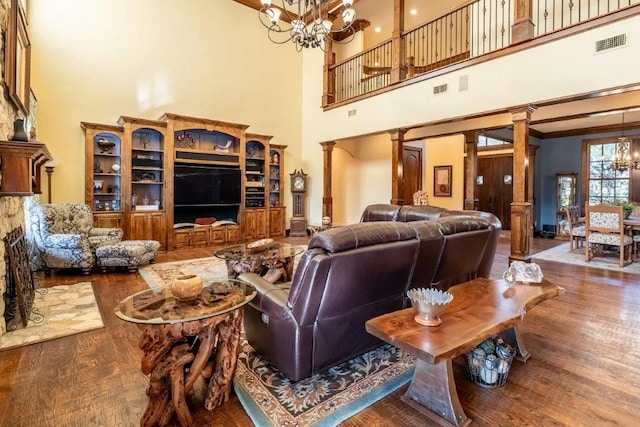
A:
<box><xmin>45</xmin><ymin>159</ymin><xmax>60</xmax><ymax>203</ymax></box>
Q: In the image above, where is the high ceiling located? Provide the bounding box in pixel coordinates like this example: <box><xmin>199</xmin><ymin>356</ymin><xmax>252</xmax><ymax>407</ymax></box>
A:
<box><xmin>235</xmin><ymin>0</ymin><xmax>640</xmax><ymax>141</ymax></box>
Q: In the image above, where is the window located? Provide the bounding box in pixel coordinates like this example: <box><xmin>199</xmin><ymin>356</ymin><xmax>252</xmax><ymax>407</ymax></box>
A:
<box><xmin>478</xmin><ymin>134</ymin><xmax>511</xmax><ymax>149</ymax></box>
<box><xmin>587</xmin><ymin>141</ymin><xmax>629</xmax><ymax>204</ymax></box>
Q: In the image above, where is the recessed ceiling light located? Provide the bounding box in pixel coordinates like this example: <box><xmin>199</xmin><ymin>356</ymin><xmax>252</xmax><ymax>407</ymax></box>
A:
<box><xmin>374</xmin><ymin>26</ymin><xmax>382</xmax><ymax>33</ymax></box>
<box><xmin>410</xmin><ymin>9</ymin><xmax>417</xmax><ymax>15</ymax></box>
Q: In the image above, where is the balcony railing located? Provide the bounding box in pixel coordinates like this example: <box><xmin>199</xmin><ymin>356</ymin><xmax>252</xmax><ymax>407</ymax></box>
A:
<box><xmin>325</xmin><ymin>0</ymin><xmax>639</xmax><ymax>106</ymax></box>
<box><xmin>534</xmin><ymin>0</ymin><xmax>639</xmax><ymax>36</ymax></box>
<box><xmin>333</xmin><ymin>40</ymin><xmax>392</xmax><ymax>103</ymax></box>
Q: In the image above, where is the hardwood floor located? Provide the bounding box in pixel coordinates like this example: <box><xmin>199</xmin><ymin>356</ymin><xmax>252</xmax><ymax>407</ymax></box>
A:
<box><xmin>1</xmin><ymin>235</ymin><xmax>640</xmax><ymax>426</ymax></box>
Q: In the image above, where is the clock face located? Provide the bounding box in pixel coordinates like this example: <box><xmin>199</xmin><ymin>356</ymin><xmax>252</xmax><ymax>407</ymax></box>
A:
<box><xmin>294</xmin><ymin>176</ymin><xmax>305</xmax><ymax>190</ymax></box>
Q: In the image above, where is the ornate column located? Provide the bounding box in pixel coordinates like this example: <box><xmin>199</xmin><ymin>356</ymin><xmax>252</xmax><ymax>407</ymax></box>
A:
<box><xmin>389</xmin><ymin>129</ymin><xmax>407</xmax><ymax>205</ymax></box>
<box><xmin>464</xmin><ymin>131</ymin><xmax>479</xmax><ymax>210</ymax></box>
<box><xmin>512</xmin><ymin>0</ymin><xmax>534</xmax><ymax>43</ymax></box>
<box><xmin>510</xmin><ymin>105</ymin><xmax>537</xmax><ymax>264</ymax></box>
<box><xmin>390</xmin><ymin>0</ymin><xmax>406</xmax><ymax>84</ymax></box>
<box><xmin>320</xmin><ymin>141</ymin><xmax>336</xmax><ymax>221</ymax></box>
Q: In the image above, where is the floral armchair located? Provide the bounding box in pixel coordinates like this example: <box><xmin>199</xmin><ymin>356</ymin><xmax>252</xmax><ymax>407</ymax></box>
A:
<box><xmin>585</xmin><ymin>203</ymin><xmax>632</xmax><ymax>267</ymax></box>
<box><xmin>566</xmin><ymin>205</ymin><xmax>585</xmax><ymax>251</ymax></box>
<box><xmin>29</xmin><ymin>203</ymin><xmax>122</xmax><ymax>274</ymax></box>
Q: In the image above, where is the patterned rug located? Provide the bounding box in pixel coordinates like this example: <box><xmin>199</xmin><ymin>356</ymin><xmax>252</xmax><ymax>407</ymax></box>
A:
<box><xmin>533</xmin><ymin>242</ymin><xmax>640</xmax><ymax>274</ymax></box>
<box><xmin>0</xmin><ymin>282</ymin><xmax>104</xmax><ymax>351</ymax></box>
<box><xmin>234</xmin><ymin>341</ymin><xmax>415</xmax><ymax>427</ymax></box>
<box><xmin>139</xmin><ymin>256</ymin><xmax>228</xmax><ymax>290</ymax></box>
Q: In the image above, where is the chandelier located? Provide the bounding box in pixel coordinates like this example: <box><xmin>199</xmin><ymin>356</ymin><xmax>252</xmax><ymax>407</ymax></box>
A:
<box><xmin>259</xmin><ymin>0</ymin><xmax>356</xmax><ymax>51</ymax></box>
<box><xmin>610</xmin><ymin>113</ymin><xmax>640</xmax><ymax>171</ymax></box>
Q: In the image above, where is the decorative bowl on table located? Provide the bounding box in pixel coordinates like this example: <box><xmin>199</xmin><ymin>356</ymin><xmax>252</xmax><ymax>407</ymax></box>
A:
<box><xmin>407</xmin><ymin>288</ymin><xmax>454</xmax><ymax>327</ymax></box>
<box><xmin>246</xmin><ymin>238</ymin><xmax>274</xmax><ymax>253</ymax></box>
<box><xmin>171</xmin><ymin>274</ymin><xmax>204</xmax><ymax>300</ymax></box>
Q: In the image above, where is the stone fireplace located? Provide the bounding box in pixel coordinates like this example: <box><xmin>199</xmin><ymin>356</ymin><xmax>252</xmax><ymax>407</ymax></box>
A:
<box><xmin>0</xmin><ymin>196</ymin><xmax>30</xmax><ymax>335</ymax></box>
<box><xmin>0</xmin><ymin>0</ymin><xmax>43</xmax><ymax>338</ymax></box>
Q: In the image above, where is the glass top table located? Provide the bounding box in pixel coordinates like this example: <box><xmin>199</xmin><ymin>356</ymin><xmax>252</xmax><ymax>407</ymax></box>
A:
<box><xmin>113</xmin><ymin>278</ymin><xmax>257</xmax><ymax>425</ymax></box>
<box><xmin>214</xmin><ymin>242</ymin><xmax>305</xmax><ymax>283</ymax></box>
<box><xmin>114</xmin><ymin>278</ymin><xmax>256</xmax><ymax>324</ymax></box>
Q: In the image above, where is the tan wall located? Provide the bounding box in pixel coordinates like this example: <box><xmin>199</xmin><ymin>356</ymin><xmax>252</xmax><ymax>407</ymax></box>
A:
<box><xmin>29</xmin><ymin>0</ymin><xmax>303</xmax><ymax>215</ymax></box>
<box><xmin>425</xmin><ymin>135</ymin><xmax>465</xmax><ymax>210</ymax></box>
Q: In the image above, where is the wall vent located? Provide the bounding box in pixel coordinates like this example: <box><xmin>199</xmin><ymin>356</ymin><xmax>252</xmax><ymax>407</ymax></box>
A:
<box><xmin>595</xmin><ymin>34</ymin><xmax>627</xmax><ymax>53</ymax></box>
<box><xmin>433</xmin><ymin>83</ymin><xmax>448</xmax><ymax>95</ymax></box>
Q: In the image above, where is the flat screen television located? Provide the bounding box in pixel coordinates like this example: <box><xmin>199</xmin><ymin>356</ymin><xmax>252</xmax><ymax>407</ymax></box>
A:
<box><xmin>174</xmin><ymin>164</ymin><xmax>242</xmax><ymax>206</ymax></box>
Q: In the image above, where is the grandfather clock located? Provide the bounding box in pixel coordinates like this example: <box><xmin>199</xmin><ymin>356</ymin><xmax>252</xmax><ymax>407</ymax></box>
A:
<box><xmin>290</xmin><ymin>170</ymin><xmax>308</xmax><ymax>237</ymax></box>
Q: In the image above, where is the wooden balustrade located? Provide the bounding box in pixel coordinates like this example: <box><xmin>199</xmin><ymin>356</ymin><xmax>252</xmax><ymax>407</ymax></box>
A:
<box><xmin>324</xmin><ymin>0</ymin><xmax>639</xmax><ymax>106</ymax></box>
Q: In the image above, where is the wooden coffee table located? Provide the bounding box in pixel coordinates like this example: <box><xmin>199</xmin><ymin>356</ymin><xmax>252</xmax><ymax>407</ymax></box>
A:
<box><xmin>214</xmin><ymin>242</ymin><xmax>304</xmax><ymax>284</ymax></box>
<box><xmin>366</xmin><ymin>277</ymin><xmax>563</xmax><ymax>427</ymax></box>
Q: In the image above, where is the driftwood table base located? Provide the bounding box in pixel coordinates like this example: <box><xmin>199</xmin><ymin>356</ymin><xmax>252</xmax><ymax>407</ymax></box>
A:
<box><xmin>138</xmin><ymin>310</ymin><xmax>243</xmax><ymax>427</ymax></box>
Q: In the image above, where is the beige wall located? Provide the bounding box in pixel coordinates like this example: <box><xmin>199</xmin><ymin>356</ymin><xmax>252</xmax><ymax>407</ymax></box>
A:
<box><xmin>425</xmin><ymin>135</ymin><xmax>465</xmax><ymax>210</ymax></box>
<box><xmin>30</xmin><ymin>0</ymin><xmax>303</xmax><ymax>216</ymax></box>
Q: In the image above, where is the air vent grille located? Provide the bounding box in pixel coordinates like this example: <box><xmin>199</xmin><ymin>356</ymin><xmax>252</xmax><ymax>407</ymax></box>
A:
<box><xmin>595</xmin><ymin>34</ymin><xmax>627</xmax><ymax>52</ymax></box>
<box><xmin>433</xmin><ymin>83</ymin><xmax>448</xmax><ymax>95</ymax></box>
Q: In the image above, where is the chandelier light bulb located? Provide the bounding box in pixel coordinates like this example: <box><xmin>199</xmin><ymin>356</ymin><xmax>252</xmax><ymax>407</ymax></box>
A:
<box><xmin>342</xmin><ymin>8</ymin><xmax>356</xmax><ymax>25</ymax></box>
<box><xmin>342</xmin><ymin>0</ymin><xmax>354</xmax><ymax>7</ymax></box>
<box><xmin>261</xmin><ymin>0</ymin><xmax>272</xmax><ymax>7</ymax></box>
<box><xmin>291</xmin><ymin>19</ymin><xmax>304</xmax><ymax>35</ymax></box>
<box><xmin>266</xmin><ymin>7</ymin><xmax>281</xmax><ymax>25</ymax></box>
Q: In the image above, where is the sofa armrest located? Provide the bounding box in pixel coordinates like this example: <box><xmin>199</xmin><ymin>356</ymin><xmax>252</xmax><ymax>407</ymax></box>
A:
<box><xmin>89</xmin><ymin>227</ymin><xmax>123</xmax><ymax>239</ymax></box>
<box><xmin>238</xmin><ymin>272</ymin><xmax>291</xmax><ymax>314</ymax></box>
<box><xmin>44</xmin><ymin>233</ymin><xmax>83</xmax><ymax>249</ymax></box>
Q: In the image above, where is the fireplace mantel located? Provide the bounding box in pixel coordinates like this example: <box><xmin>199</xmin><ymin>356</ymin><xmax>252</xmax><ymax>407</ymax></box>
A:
<box><xmin>0</xmin><ymin>141</ymin><xmax>51</xmax><ymax>196</ymax></box>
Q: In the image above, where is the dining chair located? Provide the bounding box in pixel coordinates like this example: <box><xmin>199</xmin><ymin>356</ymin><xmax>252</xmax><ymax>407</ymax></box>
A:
<box><xmin>585</xmin><ymin>203</ymin><xmax>633</xmax><ymax>267</ymax></box>
<box><xmin>566</xmin><ymin>205</ymin><xmax>585</xmax><ymax>251</ymax></box>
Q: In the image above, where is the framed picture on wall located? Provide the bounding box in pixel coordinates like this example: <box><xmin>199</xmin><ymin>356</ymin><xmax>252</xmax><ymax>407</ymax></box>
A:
<box><xmin>434</xmin><ymin>165</ymin><xmax>452</xmax><ymax>197</ymax></box>
<box><xmin>5</xmin><ymin>0</ymin><xmax>31</xmax><ymax>116</ymax></box>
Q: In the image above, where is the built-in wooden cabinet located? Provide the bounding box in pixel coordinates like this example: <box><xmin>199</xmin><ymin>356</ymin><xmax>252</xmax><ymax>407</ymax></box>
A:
<box><xmin>83</xmin><ymin>113</ymin><xmax>285</xmax><ymax>250</ymax></box>
<box><xmin>245</xmin><ymin>134</ymin><xmax>271</xmax><ymax>239</ymax></box>
<box><xmin>245</xmin><ymin>208</ymin><xmax>267</xmax><ymax>239</ymax></box>
<box><xmin>93</xmin><ymin>212</ymin><xmax>122</xmax><ymax>229</ymax></box>
<box><xmin>269</xmin><ymin>207</ymin><xmax>285</xmax><ymax>237</ymax></box>
<box><xmin>82</xmin><ymin>122</ymin><xmax>125</xmax><ymax>227</ymax></box>
<box><xmin>130</xmin><ymin>212</ymin><xmax>167</xmax><ymax>249</ymax></box>
<box><xmin>268</xmin><ymin>144</ymin><xmax>287</xmax><ymax>237</ymax></box>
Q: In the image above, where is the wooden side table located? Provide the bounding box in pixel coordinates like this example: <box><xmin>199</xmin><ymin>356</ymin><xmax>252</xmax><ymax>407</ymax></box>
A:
<box><xmin>366</xmin><ymin>278</ymin><xmax>563</xmax><ymax>426</ymax></box>
<box><xmin>115</xmin><ymin>279</ymin><xmax>256</xmax><ymax>427</ymax></box>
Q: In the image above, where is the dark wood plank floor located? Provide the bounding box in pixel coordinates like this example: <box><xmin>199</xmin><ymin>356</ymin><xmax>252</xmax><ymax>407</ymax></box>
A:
<box><xmin>1</xmin><ymin>235</ymin><xmax>640</xmax><ymax>426</ymax></box>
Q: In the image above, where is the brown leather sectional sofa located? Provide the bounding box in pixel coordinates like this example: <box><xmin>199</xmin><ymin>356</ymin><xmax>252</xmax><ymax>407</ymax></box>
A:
<box><xmin>240</xmin><ymin>204</ymin><xmax>502</xmax><ymax>381</ymax></box>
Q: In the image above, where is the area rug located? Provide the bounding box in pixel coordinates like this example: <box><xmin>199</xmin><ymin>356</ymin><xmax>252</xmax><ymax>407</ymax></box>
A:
<box><xmin>234</xmin><ymin>341</ymin><xmax>415</xmax><ymax>427</ymax></box>
<box><xmin>0</xmin><ymin>282</ymin><xmax>104</xmax><ymax>351</ymax></box>
<box><xmin>139</xmin><ymin>257</ymin><xmax>228</xmax><ymax>291</ymax></box>
<box><xmin>533</xmin><ymin>242</ymin><xmax>640</xmax><ymax>274</ymax></box>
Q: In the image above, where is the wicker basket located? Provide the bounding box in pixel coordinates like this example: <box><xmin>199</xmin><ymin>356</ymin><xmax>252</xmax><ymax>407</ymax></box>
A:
<box><xmin>465</xmin><ymin>338</ymin><xmax>514</xmax><ymax>388</ymax></box>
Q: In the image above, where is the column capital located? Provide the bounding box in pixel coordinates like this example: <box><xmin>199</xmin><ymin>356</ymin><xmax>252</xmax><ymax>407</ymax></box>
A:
<box><xmin>510</xmin><ymin>105</ymin><xmax>537</xmax><ymax>122</ymax></box>
<box><xmin>320</xmin><ymin>141</ymin><xmax>336</xmax><ymax>151</ymax></box>
<box><xmin>388</xmin><ymin>128</ymin><xmax>408</xmax><ymax>141</ymax></box>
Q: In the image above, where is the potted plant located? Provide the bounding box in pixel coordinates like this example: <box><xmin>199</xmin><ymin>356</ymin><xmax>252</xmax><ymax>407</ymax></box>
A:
<box><xmin>611</xmin><ymin>201</ymin><xmax>635</xmax><ymax>218</ymax></box>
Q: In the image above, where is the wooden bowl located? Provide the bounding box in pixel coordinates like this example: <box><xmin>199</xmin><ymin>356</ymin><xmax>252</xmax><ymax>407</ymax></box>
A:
<box><xmin>171</xmin><ymin>274</ymin><xmax>203</xmax><ymax>300</ymax></box>
<box><xmin>246</xmin><ymin>238</ymin><xmax>274</xmax><ymax>253</ymax></box>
